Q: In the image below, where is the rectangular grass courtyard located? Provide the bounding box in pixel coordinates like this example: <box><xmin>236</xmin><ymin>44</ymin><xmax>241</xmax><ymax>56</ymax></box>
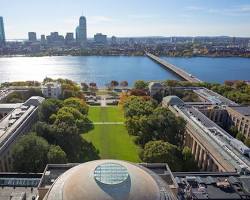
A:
<box><xmin>82</xmin><ymin>106</ymin><xmax>141</xmax><ymax>162</ymax></box>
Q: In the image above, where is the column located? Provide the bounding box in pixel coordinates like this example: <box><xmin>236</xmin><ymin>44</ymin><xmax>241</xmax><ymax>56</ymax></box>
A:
<box><xmin>207</xmin><ymin>156</ymin><xmax>213</xmax><ymax>171</ymax></box>
<box><xmin>195</xmin><ymin>144</ymin><xmax>200</xmax><ymax>161</ymax></box>
<box><xmin>192</xmin><ymin>140</ymin><xmax>196</xmax><ymax>155</ymax></box>
<box><xmin>202</xmin><ymin>152</ymin><xmax>208</xmax><ymax>171</ymax></box>
<box><xmin>198</xmin><ymin>149</ymin><xmax>204</xmax><ymax>168</ymax></box>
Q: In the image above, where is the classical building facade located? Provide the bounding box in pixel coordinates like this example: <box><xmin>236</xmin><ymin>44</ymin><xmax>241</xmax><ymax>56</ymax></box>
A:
<box><xmin>0</xmin><ymin>96</ymin><xmax>45</xmax><ymax>172</ymax></box>
<box><xmin>163</xmin><ymin>96</ymin><xmax>250</xmax><ymax>174</ymax></box>
<box><xmin>226</xmin><ymin>106</ymin><xmax>250</xmax><ymax>139</ymax></box>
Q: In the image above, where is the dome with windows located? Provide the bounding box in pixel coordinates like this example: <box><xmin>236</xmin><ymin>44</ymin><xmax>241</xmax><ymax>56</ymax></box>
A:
<box><xmin>43</xmin><ymin>160</ymin><xmax>167</xmax><ymax>200</ymax></box>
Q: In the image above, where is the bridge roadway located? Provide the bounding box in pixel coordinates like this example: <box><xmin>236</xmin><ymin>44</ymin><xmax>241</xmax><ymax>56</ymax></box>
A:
<box><xmin>146</xmin><ymin>53</ymin><xmax>203</xmax><ymax>83</ymax></box>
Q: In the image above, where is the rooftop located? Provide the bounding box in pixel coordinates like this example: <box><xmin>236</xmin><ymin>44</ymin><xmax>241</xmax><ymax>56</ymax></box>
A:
<box><xmin>194</xmin><ymin>88</ymin><xmax>238</xmax><ymax>106</ymax></box>
<box><xmin>174</xmin><ymin>172</ymin><xmax>250</xmax><ymax>199</ymax></box>
<box><xmin>177</xmin><ymin>104</ymin><xmax>250</xmax><ymax>173</ymax></box>
<box><xmin>0</xmin><ymin>173</ymin><xmax>42</xmax><ymax>200</ymax></box>
<box><xmin>229</xmin><ymin>106</ymin><xmax>250</xmax><ymax>117</ymax></box>
<box><xmin>43</xmin><ymin>160</ymin><xmax>175</xmax><ymax>200</ymax></box>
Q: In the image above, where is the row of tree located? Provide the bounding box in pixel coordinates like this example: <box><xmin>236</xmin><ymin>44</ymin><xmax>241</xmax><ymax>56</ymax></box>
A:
<box><xmin>12</xmin><ymin>97</ymin><xmax>99</xmax><ymax>172</ymax></box>
<box><xmin>122</xmin><ymin>95</ymin><xmax>198</xmax><ymax>171</ymax></box>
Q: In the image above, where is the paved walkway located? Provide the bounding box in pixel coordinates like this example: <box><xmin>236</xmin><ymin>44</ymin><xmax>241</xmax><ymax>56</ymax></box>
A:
<box><xmin>100</xmin><ymin>97</ymin><xmax>107</xmax><ymax>107</ymax></box>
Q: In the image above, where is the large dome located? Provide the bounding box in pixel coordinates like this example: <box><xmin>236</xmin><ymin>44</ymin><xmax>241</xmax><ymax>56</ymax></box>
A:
<box><xmin>43</xmin><ymin>160</ymin><xmax>162</xmax><ymax>200</ymax></box>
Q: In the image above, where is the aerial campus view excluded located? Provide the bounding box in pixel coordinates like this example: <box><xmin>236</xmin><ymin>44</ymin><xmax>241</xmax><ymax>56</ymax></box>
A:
<box><xmin>0</xmin><ymin>0</ymin><xmax>250</xmax><ymax>200</ymax></box>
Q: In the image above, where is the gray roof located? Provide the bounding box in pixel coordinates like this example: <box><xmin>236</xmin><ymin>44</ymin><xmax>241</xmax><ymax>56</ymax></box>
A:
<box><xmin>24</xmin><ymin>96</ymin><xmax>45</xmax><ymax>107</ymax></box>
<box><xmin>162</xmin><ymin>96</ymin><xmax>185</xmax><ymax>106</ymax></box>
<box><xmin>229</xmin><ymin>106</ymin><xmax>250</xmax><ymax>117</ymax></box>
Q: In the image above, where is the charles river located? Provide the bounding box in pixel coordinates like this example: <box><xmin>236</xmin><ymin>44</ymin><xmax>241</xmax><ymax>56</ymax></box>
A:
<box><xmin>0</xmin><ymin>56</ymin><xmax>250</xmax><ymax>86</ymax></box>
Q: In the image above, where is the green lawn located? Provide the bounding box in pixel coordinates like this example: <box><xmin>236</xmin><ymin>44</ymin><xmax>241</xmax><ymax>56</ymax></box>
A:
<box><xmin>88</xmin><ymin>106</ymin><xmax>125</xmax><ymax>122</ymax></box>
<box><xmin>82</xmin><ymin>106</ymin><xmax>141</xmax><ymax>162</ymax></box>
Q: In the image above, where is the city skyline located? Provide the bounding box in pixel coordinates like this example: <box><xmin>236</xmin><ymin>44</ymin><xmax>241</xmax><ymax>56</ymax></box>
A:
<box><xmin>1</xmin><ymin>0</ymin><xmax>250</xmax><ymax>39</ymax></box>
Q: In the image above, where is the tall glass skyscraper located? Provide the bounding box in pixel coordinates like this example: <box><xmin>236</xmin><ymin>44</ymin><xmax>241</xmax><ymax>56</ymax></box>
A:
<box><xmin>76</xmin><ymin>16</ymin><xmax>87</xmax><ymax>47</ymax></box>
<box><xmin>0</xmin><ymin>16</ymin><xmax>6</xmax><ymax>46</ymax></box>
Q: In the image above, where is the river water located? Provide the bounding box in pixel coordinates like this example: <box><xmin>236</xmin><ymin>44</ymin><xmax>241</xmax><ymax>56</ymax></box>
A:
<box><xmin>0</xmin><ymin>56</ymin><xmax>249</xmax><ymax>86</ymax></box>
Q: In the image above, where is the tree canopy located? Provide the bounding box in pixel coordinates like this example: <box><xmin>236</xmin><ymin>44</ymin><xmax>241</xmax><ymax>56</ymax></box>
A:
<box><xmin>141</xmin><ymin>140</ymin><xmax>182</xmax><ymax>171</ymax></box>
<box><xmin>12</xmin><ymin>133</ymin><xmax>49</xmax><ymax>172</ymax></box>
<box><xmin>47</xmin><ymin>145</ymin><xmax>68</xmax><ymax>164</ymax></box>
<box><xmin>63</xmin><ymin>97</ymin><xmax>89</xmax><ymax>115</ymax></box>
<box><xmin>123</xmin><ymin>96</ymin><xmax>156</xmax><ymax>118</ymax></box>
<box><xmin>134</xmin><ymin>80</ymin><xmax>148</xmax><ymax>90</ymax></box>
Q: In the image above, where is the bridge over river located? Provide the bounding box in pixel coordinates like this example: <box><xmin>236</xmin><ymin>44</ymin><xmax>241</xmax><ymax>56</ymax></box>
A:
<box><xmin>146</xmin><ymin>53</ymin><xmax>203</xmax><ymax>83</ymax></box>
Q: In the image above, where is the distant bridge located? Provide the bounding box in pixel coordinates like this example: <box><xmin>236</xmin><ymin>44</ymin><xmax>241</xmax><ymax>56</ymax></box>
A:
<box><xmin>146</xmin><ymin>53</ymin><xmax>203</xmax><ymax>83</ymax></box>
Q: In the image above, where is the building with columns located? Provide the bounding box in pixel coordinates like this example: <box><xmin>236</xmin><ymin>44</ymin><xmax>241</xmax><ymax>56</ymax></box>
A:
<box><xmin>163</xmin><ymin>96</ymin><xmax>250</xmax><ymax>174</ymax></box>
<box><xmin>0</xmin><ymin>96</ymin><xmax>45</xmax><ymax>172</ymax></box>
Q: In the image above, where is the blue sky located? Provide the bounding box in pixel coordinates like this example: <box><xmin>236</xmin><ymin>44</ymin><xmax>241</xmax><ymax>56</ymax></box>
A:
<box><xmin>1</xmin><ymin>0</ymin><xmax>250</xmax><ymax>39</ymax></box>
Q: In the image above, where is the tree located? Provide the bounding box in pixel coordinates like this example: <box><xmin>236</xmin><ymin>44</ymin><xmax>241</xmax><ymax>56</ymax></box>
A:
<box><xmin>38</xmin><ymin>98</ymin><xmax>63</xmax><ymax>122</ymax></box>
<box><xmin>12</xmin><ymin>133</ymin><xmax>49</xmax><ymax>172</ymax></box>
<box><xmin>51</xmin><ymin>122</ymin><xmax>99</xmax><ymax>162</ymax></box>
<box><xmin>43</xmin><ymin>77</ymin><xmax>54</xmax><ymax>83</ymax></box>
<box><xmin>236</xmin><ymin>132</ymin><xmax>245</xmax><ymax>142</ymax></box>
<box><xmin>123</xmin><ymin>96</ymin><xmax>156</xmax><ymax>118</ymax></box>
<box><xmin>25</xmin><ymin>88</ymin><xmax>43</xmax><ymax>99</ymax></box>
<box><xmin>130</xmin><ymin>89</ymin><xmax>147</xmax><ymax>96</ymax></box>
<box><xmin>244</xmin><ymin>138</ymin><xmax>250</xmax><ymax>148</ymax></box>
<box><xmin>125</xmin><ymin>115</ymin><xmax>148</xmax><ymax>136</ymax></box>
<box><xmin>51</xmin><ymin>106</ymin><xmax>92</xmax><ymax>132</ymax></box>
<box><xmin>63</xmin><ymin>97</ymin><xmax>89</xmax><ymax>115</ymax></box>
<box><xmin>125</xmin><ymin>107</ymin><xmax>186</xmax><ymax>146</ymax></box>
<box><xmin>141</xmin><ymin>140</ymin><xmax>182</xmax><ymax>171</ymax></box>
<box><xmin>81</xmin><ymin>82</ymin><xmax>89</xmax><ymax>91</ymax></box>
<box><xmin>110</xmin><ymin>80</ymin><xmax>119</xmax><ymax>88</ymax></box>
<box><xmin>120</xmin><ymin>81</ymin><xmax>128</xmax><ymax>88</ymax></box>
<box><xmin>229</xmin><ymin>126</ymin><xmax>238</xmax><ymax>137</ymax></box>
<box><xmin>134</xmin><ymin>80</ymin><xmax>148</xmax><ymax>90</ymax></box>
<box><xmin>182</xmin><ymin>146</ymin><xmax>199</xmax><ymax>171</ymax></box>
<box><xmin>145</xmin><ymin>107</ymin><xmax>186</xmax><ymax>145</ymax></box>
<box><xmin>3</xmin><ymin>91</ymin><xmax>23</xmax><ymax>103</ymax></box>
<box><xmin>47</xmin><ymin>145</ymin><xmax>67</xmax><ymax>164</ymax></box>
<box><xmin>33</xmin><ymin>121</ymin><xmax>56</xmax><ymax>144</ymax></box>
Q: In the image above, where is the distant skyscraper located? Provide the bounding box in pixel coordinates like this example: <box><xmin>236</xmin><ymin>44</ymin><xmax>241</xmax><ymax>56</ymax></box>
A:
<box><xmin>111</xmin><ymin>36</ymin><xmax>117</xmax><ymax>45</ymax></box>
<box><xmin>65</xmin><ymin>32</ymin><xmax>74</xmax><ymax>45</ymax></box>
<box><xmin>76</xmin><ymin>16</ymin><xmax>87</xmax><ymax>47</ymax></box>
<box><xmin>0</xmin><ymin>17</ymin><xmax>6</xmax><ymax>46</ymax></box>
<box><xmin>94</xmin><ymin>33</ymin><xmax>107</xmax><ymax>45</ymax></box>
<box><xmin>41</xmin><ymin>35</ymin><xmax>46</xmax><ymax>44</ymax></box>
<box><xmin>28</xmin><ymin>32</ymin><xmax>37</xmax><ymax>42</ymax></box>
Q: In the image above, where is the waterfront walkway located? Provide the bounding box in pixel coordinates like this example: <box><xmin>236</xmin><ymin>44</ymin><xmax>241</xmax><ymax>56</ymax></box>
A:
<box><xmin>146</xmin><ymin>53</ymin><xmax>203</xmax><ymax>83</ymax></box>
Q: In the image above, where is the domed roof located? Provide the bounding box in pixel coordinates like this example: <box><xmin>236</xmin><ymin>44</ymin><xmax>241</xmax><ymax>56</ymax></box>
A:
<box><xmin>43</xmin><ymin>160</ymin><xmax>161</xmax><ymax>200</ymax></box>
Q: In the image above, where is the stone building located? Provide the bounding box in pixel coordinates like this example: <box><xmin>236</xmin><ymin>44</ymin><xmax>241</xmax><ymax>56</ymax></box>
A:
<box><xmin>41</xmin><ymin>82</ymin><xmax>61</xmax><ymax>98</ymax></box>
<box><xmin>0</xmin><ymin>96</ymin><xmax>44</xmax><ymax>172</ymax></box>
<box><xmin>226</xmin><ymin>106</ymin><xmax>250</xmax><ymax>139</ymax></box>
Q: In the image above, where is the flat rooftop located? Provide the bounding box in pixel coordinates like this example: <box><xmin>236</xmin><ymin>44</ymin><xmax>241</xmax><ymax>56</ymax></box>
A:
<box><xmin>174</xmin><ymin>172</ymin><xmax>250</xmax><ymax>199</ymax></box>
<box><xmin>229</xmin><ymin>106</ymin><xmax>250</xmax><ymax>117</ymax></box>
<box><xmin>0</xmin><ymin>173</ymin><xmax>42</xmax><ymax>200</ymax></box>
<box><xmin>194</xmin><ymin>88</ymin><xmax>238</xmax><ymax>106</ymax></box>
<box><xmin>0</xmin><ymin>105</ymin><xmax>35</xmax><ymax>145</ymax></box>
<box><xmin>176</xmin><ymin>104</ymin><xmax>250</xmax><ymax>172</ymax></box>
